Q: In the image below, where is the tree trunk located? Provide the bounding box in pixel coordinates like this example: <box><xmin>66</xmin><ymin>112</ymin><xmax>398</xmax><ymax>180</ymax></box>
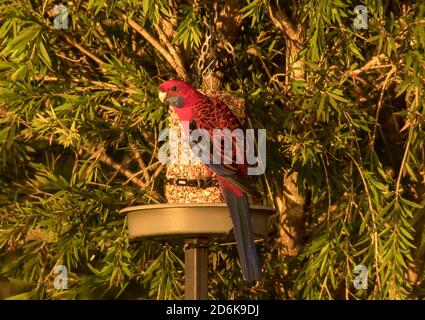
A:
<box><xmin>267</xmin><ymin>3</ymin><xmax>306</xmax><ymax>257</ymax></box>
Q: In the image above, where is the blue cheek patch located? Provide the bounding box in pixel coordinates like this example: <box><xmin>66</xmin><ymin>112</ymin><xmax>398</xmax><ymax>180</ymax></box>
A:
<box><xmin>175</xmin><ymin>96</ymin><xmax>184</xmax><ymax>108</ymax></box>
<box><xmin>166</xmin><ymin>95</ymin><xmax>184</xmax><ymax>108</ymax></box>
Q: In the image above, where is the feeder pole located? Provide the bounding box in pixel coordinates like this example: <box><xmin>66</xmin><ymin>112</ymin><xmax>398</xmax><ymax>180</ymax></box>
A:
<box><xmin>184</xmin><ymin>238</ymin><xmax>208</xmax><ymax>300</ymax></box>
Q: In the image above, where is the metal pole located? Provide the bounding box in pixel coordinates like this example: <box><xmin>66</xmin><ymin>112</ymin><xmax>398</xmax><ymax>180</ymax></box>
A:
<box><xmin>184</xmin><ymin>238</ymin><xmax>208</xmax><ymax>300</ymax></box>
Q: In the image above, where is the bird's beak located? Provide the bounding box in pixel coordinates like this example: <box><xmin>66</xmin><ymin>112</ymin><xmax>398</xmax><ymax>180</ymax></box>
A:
<box><xmin>158</xmin><ymin>91</ymin><xmax>167</xmax><ymax>103</ymax></box>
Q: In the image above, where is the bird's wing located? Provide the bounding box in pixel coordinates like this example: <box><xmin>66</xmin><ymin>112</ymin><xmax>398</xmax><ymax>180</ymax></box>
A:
<box><xmin>206</xmin><ymin>163</ymin><xmax>261</xmax><ymax>198</ymax></box>
<box><xmin>191</xmin><ymin>97</ymin><xmax>261</xmax><ymax>198</ymax></box>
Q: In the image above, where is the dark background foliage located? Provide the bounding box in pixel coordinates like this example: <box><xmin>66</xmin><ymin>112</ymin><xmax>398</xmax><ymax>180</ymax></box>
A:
<box><xmin>0</xmin><ymin>0</ymin><xmax>424</xmax><ymax>299</ymax></box>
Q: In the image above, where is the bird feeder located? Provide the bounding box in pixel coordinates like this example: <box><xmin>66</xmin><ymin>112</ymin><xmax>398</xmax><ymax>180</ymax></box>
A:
<box><xmin>120</xmin><ymin>204</ymin><xmax>274</xmax><ymax>299</ymax></box>
<box><xmin>120</xmin><ymin>90</ymin><xmax>274</xmax><ymax>299</ymax></box>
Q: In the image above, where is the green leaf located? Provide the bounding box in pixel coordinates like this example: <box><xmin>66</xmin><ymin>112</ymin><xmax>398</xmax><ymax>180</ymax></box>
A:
<box><xmin>38</xmin><ymin>40</ymin><xmax>51</xmax><ymax>69</ymax></box>
<box><xmin>400</xmin><ymin>197</ymin><xmax>423</xmax><ymax>209</ymax></box>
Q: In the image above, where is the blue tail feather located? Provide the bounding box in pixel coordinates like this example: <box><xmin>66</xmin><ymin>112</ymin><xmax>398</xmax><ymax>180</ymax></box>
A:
<box><xmin>222</xmin><ymin>189</ymin><xmax>261</xmax><ymax>282</ymax></box>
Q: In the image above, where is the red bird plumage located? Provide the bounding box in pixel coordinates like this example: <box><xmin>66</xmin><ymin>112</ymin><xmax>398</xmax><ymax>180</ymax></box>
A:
<box><xmin>159</xmin><ymin>80</ymin><xmax>261</xmax><ymax>281</ymax></box>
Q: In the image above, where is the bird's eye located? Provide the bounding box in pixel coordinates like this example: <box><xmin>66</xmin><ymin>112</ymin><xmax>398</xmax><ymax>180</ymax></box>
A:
<box><xmin>171</xmin><ymin>86</ymin><xmax>177</xmax><ymax>91</ymax></box>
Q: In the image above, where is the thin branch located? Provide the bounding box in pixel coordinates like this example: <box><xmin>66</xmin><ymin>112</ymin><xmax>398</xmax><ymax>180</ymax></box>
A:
<box><xmin>96</xmin><ymin>22</ymin><xmax>115</xmax><ymax>51</ymax></box>
<box><xmin>148</xmin><ymin>129</ymin><xmax>158</xmax><ymax>167</ymax></box>
<box><xmin>130</xmin><ymin>143</ymin><xmax>151</xmax><ymax>183</ymax></box>
<box><xmin>97</xmin><ymin>150</ymin><xmax>163</xmax><ymax>203</ymax></box>
<box><xmin>154</xmin><ymin>23</ymin><xmax>186</xmax><ymax>77</ymax></box>
<box><xmin>330</xmin><ymin>26</ymin><xmax>369</xmax><ymax>41</ymax></box>
<box><xmin>55</xmin><ymin>51</ymin><xmax>85</xmax><ymax>63</ymax></box>
<box><xmin>64</xmin><ymin>35</ymin><xmax>106</xmax><ymax>66</ymax></box>
<box><xmin>370</xmin><ymin>65</ymin><xmax>397</xmax><ymax>148</ymax></box>
<box><xmin>150</xmin><ymin>163</ymin><xmax>165</xmax><ymax>182</ymax></box>
<box><xmin>111</xmin><ymin>8</ymin><xmax>188</xmax><ymax>80</ymax></box>
<box><xmin>347</xmin><ymin>153</ymin><xmax>382</xmax><ymax>296</ymax></box>
<box><xmin>267</xmin><ymin>3</ymin><xmax>300</xmax><ymax>44</ymax></box>
<box><xmin>320</xmin><ymin>154</ymin><xmax>332</xmax><ymax>230</ymax></box>
<box><xmin>395</xmin><ymin>87</ymin><xmax>418</xmax><ymax>198</ymax></box>
<box><xmin>107</xmin><ymin>154</ymin><xmax>131</xmax><ymax>185</ymax></box>
<box><xmin>318</xmin><ymin>270</ymin><xmax>332</xmax><ymax>299</ymax></box>
<box><xmin>340</xmin><ymin>54</ymin><xmax>388</xmax><ymax>84</ymax></box>
<box><xmin>99</xmin><ymin>152</ymin><xmax>145</xmax><ymax>188</ymax></box>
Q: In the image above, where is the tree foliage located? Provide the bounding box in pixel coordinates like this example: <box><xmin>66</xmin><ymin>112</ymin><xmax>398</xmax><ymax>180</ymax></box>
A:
<box><xmin>0</xmin><ymin>0</ymin><xmax>424</xmax><ymax>299</ymax></box>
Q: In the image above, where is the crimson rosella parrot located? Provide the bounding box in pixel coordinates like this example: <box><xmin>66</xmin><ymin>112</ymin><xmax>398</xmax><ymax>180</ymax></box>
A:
<box><xmin>159</xmin><ymin>80</ymin><xmax>261</xmax><ymax>281</ymax></box>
